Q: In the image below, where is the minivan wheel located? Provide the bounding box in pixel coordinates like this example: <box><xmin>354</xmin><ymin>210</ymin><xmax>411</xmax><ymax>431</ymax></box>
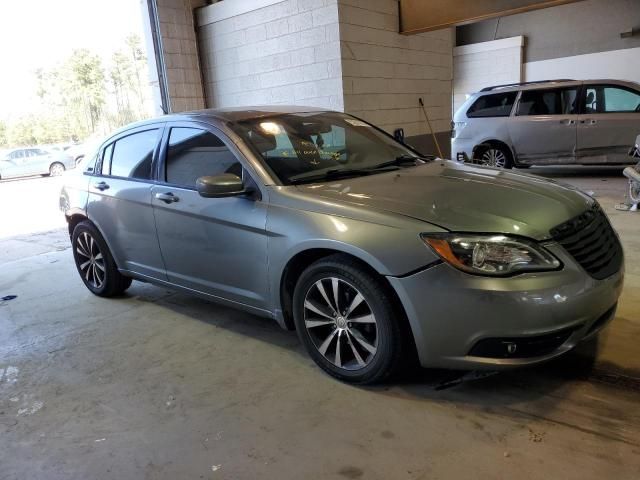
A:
<box><xmin>478</xmin><ymin>146</ymin><xmax>513</xmax><ymax>169</ymax></box>
<box><xmin>72</xmin><ymin>221</ymin><xmax>132</xmax><ymax>297</ymax></box>
<box><xmin>293</xmin><ymin>255</ymin><xmax>403</xmax><ymax>384</ymax></box>
<box><xmin>49</xmin><ymin>162</ymin><xmax>65</xmax><ymax>176</ymax></box>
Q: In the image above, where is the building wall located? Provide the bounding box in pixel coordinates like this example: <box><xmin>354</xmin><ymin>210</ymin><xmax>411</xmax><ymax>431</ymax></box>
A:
<box><xmin>197</xmin><ymin>0</ymin><xmax>344</xmax><ymax>110</ymax></box>
<box><xmin>456</xmin><ymin>0</ymin><xmax>640</xmax><ymax>63</ymax></box>
<box><xmin>156</xmin><ymin>0</ymin><xmax>206</xmax><ymax>113</ymax></box>
<box><xmin>453</xmin><ymin>36</ymin><xmax>523</xmax><ymax>112</ymax></box>
<box><xmin>525</xmin><ymin>47</ymin><xmax>640</xmax><ymax>84</ymax></box>
<box><xmin>154</xmin><ymin>0</ymin><xmax>455</xmax><ymax>157</ymax></box>
<box><xmin>338</xmin><ymin>0</ymin><xmax>454</xmax><ymax>155</ymax></box>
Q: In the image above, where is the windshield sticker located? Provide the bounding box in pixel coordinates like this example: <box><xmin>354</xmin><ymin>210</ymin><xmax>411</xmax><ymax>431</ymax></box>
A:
<box><xmin>344</xmin><ymin>119</ymin><xmax>371</xmax><ymax>127</ymax></box>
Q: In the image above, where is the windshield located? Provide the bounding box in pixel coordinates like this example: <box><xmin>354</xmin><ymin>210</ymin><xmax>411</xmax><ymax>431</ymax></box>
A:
<box><xmin>235</xmin><ymin>112</ymin><xmax>425</xmax><ymax>185</ymax></box>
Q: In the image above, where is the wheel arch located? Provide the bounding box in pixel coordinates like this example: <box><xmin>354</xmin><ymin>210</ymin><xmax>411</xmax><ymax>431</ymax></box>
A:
<box><xmin>66</xmin><ymin>212</ymin><xmax>89</xmax><ymax>237</ymax></box>
<box><xmin>278</xmin><ymin>248</ymin><xmax>419</xmax><ymax>365</ymax></box>
<box><xmin>472</xmin><ymin>139</ymin><xmax>515</xmax><ymax>161</ymax></box>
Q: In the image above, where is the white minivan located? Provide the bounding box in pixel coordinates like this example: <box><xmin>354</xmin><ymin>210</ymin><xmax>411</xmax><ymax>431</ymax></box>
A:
<box><xmin>451</xmin><ymin>79</ymin><xmax>640</xmax><ymax>168</ymax></box>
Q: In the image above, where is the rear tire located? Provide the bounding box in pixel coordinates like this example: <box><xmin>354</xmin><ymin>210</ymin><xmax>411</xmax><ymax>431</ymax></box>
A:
<box><xmin>72</xmin><ymin>221</ymin><xmax>132</xmax><ymax>297</ymax></box>
<box><xmin>293</xmin><ymin>254</ymin><xmax>403</xmax><ymax>384</ymax></box>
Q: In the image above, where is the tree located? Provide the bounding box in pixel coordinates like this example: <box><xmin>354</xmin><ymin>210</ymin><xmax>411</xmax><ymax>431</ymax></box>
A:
<box><xmin>65</xmin><ymin>49</ymin><xmax>107</xmax><ymax>133</ymax></box>
<box><xmin>3</xmin><ymin>32</ymin><xmax>151</xmax><ymax>148</ymax></box>
<box><xmin>0</xmin><ymin>121</ymin><xmax>7</xmax><ymax>147</ymax></box>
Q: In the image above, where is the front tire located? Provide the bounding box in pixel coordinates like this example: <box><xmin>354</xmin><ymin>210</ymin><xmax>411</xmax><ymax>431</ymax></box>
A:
<box><xmin>293</xmin><ymin>255</ymin><xmax>403</xmax><ymax>384</ymax></box>
<box><xmin>72</xmin><ymin>221</ymin><xmax>132</xmax><ymax>297</ymax></box>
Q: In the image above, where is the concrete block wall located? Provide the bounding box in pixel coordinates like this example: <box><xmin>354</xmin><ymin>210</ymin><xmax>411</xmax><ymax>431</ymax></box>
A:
<box><xmin>338</xmin><ymin>0</ymin><xmax>454</xmax><ymax>151</ymax></box>
<box><xmin>156</xmin><ymin>0</ymin><xmax>206</xmax><ymax>112</ymax></box>
<box><xmin>453</xmin><ymin>36</ymin><xmax>524</xmax><ymax>113</ymax></box>
<box><xmin>197</xmin><ymin>0</ymin><xmax>344</xmax><ymax>110</ymax></box>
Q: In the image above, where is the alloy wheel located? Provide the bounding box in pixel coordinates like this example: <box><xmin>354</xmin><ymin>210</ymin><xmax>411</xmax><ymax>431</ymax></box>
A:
<box><xmin>481</xmin><ymin>148</ymin><xmax>507</xmax><ymax>168</ymax></box>
<box><xmin>50</xmin><ymin>163</ymin><xmax>65</xmax><ymax>176</ymax></box>
<box><xmin>75</xmin><ymin>232</ymin><xmax>106</xmax><ymax>289</ymax></box>
<box><xmin>303</xmin><ymin>277</ymin><xmax>378</xmax><ymax>370</ymax></box>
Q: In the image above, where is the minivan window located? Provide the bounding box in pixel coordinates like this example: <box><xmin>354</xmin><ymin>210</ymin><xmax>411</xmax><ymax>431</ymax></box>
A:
<box><xmin>109</xmin><ymin>129</ymin><xmax>158</xmax><ymax>179</ymax></box>
<box><xmin>165</xmin><ymin>127</ymin><xmax>242</xmax><ymax>188</ymax></box>
<box><xmin>517</xmin><ymin>88</ymin><xmax>578</xmax><ymax>116</ymax></box>
<box><xmin>585</xmin><ymin>86</ymin><xmax>640</xmax><ymax>113</ymax></box>
<box><xmin>467</xmin><ymin>92</ymin><xmax>517</xmax><ymax>118</ymax></box>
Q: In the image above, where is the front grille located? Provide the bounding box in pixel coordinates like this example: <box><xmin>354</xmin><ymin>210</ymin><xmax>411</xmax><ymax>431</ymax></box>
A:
<box><xmin>469</xmin><ymin>327</ymin><xmax>576</xmax><ymax>359</ymax></box>
<box><xmin>550</xmin><ymin>204</ymin><xmax>623</xmax><ymax>280</ymax></box>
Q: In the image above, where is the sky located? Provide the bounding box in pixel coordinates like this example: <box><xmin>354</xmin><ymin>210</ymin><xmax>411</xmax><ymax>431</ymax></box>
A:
<box><xmin>0</xmin><ymin>0</ymin><xmax>148</xmax><ymax>119</ymax></box>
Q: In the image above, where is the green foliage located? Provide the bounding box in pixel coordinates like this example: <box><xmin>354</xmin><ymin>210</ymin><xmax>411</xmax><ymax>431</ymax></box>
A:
<box><xmin>5</xmin><ymin>33</ymin><xmax>151</xmax><ymax>148</ymax></box>
<box><xmin>0</xmin><ymin>121</ymin><xmax>7</xmax><ymax>147</ymax></box>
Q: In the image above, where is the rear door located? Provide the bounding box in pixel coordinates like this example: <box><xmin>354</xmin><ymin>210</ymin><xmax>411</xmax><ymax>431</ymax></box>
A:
<box><xmin>151</xmin><ymin>122</ymin><xmax>270</xmax><ymax>310</ymax></box>
<box><xmin>26</xmin><ymin>148</ymin><xmax>50</xmax><ymax>175</ymax></box>
<box><xmin>87</xmin><ymin>125</ymin><xmax>167</xmax><ymax>280</ymax></box>
<box><xmin>577</xmin><ymin>83</ymin><xmax>640</xmax><ymax>163</ymax></box>
<box><xmin>507</xmin><ymin>86</ymin><xmax>579</xmax><ymax>164</ymax></box>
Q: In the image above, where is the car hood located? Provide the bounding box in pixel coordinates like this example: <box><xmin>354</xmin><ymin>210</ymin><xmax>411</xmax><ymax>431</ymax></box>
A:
<box><xmin>295</xmin><ymin>160</ymin><xmax>593</xmax><ymax>240</ymax></box>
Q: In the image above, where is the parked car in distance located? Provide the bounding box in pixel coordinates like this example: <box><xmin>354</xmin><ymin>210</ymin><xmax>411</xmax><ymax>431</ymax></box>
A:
<box><xmin>0</xmin><ymin>147</ymin><xmax>75</xmax><ymax>180</ymax></box>
<box><xmin>67</xmin><ymin>139</ymin><xmax>102</xmax><ymax>165</ymax></box>
<box><xmin>452</xmin><ymin>79</ymin><xmax>640</xmax><ymax>168</ymax></box>
<box><xmin>60</xmin><ymin>107</ymin><xmax>623</xmax><ymax>384</ymax></box>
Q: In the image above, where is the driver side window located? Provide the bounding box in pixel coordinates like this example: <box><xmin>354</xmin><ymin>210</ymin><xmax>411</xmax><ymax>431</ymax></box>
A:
<box><xmin>165</xmin><ymin>127</ymin><xmax>242</xmax><ymax>189</ymax></box>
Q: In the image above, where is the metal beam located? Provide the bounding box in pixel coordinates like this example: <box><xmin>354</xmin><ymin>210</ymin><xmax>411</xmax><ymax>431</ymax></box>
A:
<box><xmin>399</xmin><ymin>0</ymin><xmax>586</xmax><ymax>34</ymax></box>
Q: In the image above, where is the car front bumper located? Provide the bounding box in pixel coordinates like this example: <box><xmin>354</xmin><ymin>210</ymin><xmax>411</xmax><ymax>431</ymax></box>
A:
<box><xmin>387</xmin><ymin>244</ymin><xmax>624</xmax><ymax>370</ymax></box>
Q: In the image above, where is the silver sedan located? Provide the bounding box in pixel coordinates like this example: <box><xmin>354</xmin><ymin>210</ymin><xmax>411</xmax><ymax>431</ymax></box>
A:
<box><xmin>0</xmin><ymin>147</ymin><xmax>75</xmax><ymax>179</ymax></box>
<box><xmin>60</xmin><ymin>107</ymin><xmax>624</xmax><ymax>384</ymax></box>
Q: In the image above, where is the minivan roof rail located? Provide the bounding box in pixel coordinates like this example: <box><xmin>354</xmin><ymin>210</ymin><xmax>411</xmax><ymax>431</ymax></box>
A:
<box><xmin>480</xmin><ymin>80</ymin><xmax>576</xmax><ymax>92</ymax></box>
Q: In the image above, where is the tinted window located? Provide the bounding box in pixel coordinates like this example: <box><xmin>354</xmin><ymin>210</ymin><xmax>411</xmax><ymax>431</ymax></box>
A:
<box><xmin>109</xmin><ymin>129</ymin><xmax>158</xmax><ymax>179</ymax></box>
<box><xmin>585</xmin><ymin>86</ymin><xmax>640</xmax><ymax>113</ymax></box>
<box><xmin>517</xmin><ymin>88</ymin><xmax>578</xmax><ymax>116</ymax></box>
<box><xmin>101</xmin><ymin>143</ymin><xmax>113</xmax><ymax>175</ymax></box>
<box><xmin>165</xmin><ymin>127</ymin><xmax>242</xmax><ymax>188</ymax></box>
<box><xmin>10</xmin><ymin>150</ymin><xmax>24</xmax><ymax>159</ymax></box>
<box><xmin>467</xmin><ymin>92</ymin><xmax>517</xmax><ymax>118</ymax></box>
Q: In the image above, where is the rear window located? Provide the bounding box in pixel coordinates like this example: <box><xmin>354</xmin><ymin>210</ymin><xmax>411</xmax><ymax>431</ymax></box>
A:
<box><xmin>467</xmin><ymin>92</ymin><xmax>517</xmax><ymax>118</ymax></box>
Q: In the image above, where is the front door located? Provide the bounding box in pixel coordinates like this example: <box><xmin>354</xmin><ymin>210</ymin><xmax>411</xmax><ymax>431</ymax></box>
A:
<box><xmin>87</xmin><ymin>126</ymin><xmax>167</xmax><ymax>280</ymax></box>
<box><xmin>508</xmin><ymin>86</ymin><xmax>579</xmax><ymax>164</ymax></box>
<box><xmin>577</xmin><ymin>84</ymin><xmax>640</xmax><ymax>163</ymax></box>
<box><xmin>151</xmin><ymin>124</ymin><xmax>269</xmax><ymax>310</ymax></box>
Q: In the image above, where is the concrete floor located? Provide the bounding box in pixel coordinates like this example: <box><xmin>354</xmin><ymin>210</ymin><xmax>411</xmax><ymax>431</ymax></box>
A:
<box><xmin>1</xmin><ymin>168</ymin><xmax>639</xmax><ymax>480</ymax></box>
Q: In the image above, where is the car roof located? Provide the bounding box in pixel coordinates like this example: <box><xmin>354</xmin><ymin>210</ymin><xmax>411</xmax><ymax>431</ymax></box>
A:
<box><xmin>110</xmin><ymin>105</ymin><xmax>331</xmax><ymax>135</ymax></box>
<box><xmin>476</xmin><ymin>79</ymin><xmax>640</xmax><ymax>95</ymax></box>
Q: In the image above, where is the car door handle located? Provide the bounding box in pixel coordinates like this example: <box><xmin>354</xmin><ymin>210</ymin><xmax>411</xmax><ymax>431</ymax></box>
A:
<box><xmin>155</xmin><ymin>192</ymin><xmax>180</xmax><ymax>204</ymax></box>
<box><xmin>94</xmin><ymin>181</ymin><xmax>110</xmax><ymax>191</ymax></box>
<box><xmin>580</xmin><ymin>119</ymin><xmax>597</xmax><ymax>125</ymax></box>
<box><xmin>560</xmin><ymin>119</ymin><xmax>575</xmax><ymax>125</ymax></box>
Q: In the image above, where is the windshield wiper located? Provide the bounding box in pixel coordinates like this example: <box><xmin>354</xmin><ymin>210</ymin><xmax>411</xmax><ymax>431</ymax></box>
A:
<box><xmin>290</xmin><ymin>168</ymin><xmax>375</xmax><ymax>185</ymax></box>
<box><xmin>369</xmin><ymin>154</ymin><xmax>432</xmax><ymax>170</ymax></box>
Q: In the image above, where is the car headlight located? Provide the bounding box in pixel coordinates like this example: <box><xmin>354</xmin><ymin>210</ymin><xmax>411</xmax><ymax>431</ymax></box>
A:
<box><xmin>421</xmin><ymin>233</ymin><xmax>561</xmax><ymax>276</ymax></box>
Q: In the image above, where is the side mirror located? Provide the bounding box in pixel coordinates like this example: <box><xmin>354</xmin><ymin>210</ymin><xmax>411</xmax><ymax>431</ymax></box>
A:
<box><xmin>393</xmin><ymin>128</ymin><xmax>405</xmax><ymax>144</ymax></box>
<box><xmin>196</xmin><ymin>174</ymin><xmax>249</xmax><ymax>198</ymax></box>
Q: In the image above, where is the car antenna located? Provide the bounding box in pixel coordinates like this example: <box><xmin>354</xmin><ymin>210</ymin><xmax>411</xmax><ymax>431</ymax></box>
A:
<box><xmin>418</xmin><ymin>97</ymin><xmax>444</xmax><ymax>159</ymax></box>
